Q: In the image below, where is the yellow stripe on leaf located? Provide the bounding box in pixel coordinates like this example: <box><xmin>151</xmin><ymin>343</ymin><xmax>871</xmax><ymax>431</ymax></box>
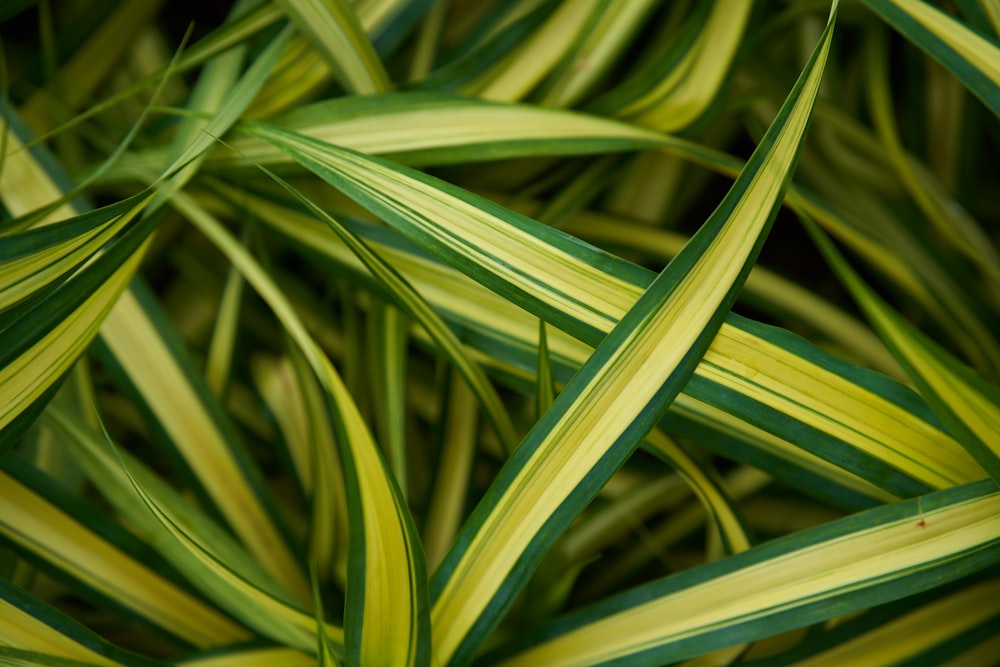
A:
<box><xmin>621</xmin><ymin>0</ymin><xmax>754</xmax><ymax>131</ymax></box>
<box><xmin>164</xmin><ymin>190</ymin><xmax>427</xmax><ymax>667</ymax></box>
<box><xmin>862</xmin><ymin>0</ymin><xmax>1000</xmax><ymax>116</ymax></box>
<box><xmin>805</xmin><ymin>218</ymin><xmax>1000</xmax><ymax>483</ymax></box>
<box><xmin>0</xmin><ymin>471</ymin><xmax>251</xmax><ymax>648</ymax></box>
<box><xmin>494</xmin><ymin>482</ymin><xmax>1000</xmax><ymax>666</ymax></box>
<box><xmin>275</xmin><ymin>0</ymin><xmax>391</xmax><ymax>94</ymax></box>
<box><xmin>428</xmin><ymin>6</ymin><xmax>837</xmax><ymax>664</ymax></box>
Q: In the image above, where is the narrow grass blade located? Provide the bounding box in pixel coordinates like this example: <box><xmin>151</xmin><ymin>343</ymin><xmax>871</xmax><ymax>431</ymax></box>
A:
<box><xmin>368</xmin><ymin>301</ymin><xmax>411</xmax><ymax>494</ymax></box>
<box><xmin>465</xmin><ymin>0</ymin><xmax>602</xmax><ymax>102</ymax></box>
<box><xmin>204</xmin><ymin>233</ymin><xmax>246</xmax><ymax>395</ymax></box>
<box><xmin>427</xmin><ymin>9</ymin><xmax>836</xmax><ymax>663</ymax></box>
<box><xmin>311</xmin><ymin>568</ymin><xmax>344</xmax><ymax>667</ymax></box>
<box><xmin>644</xmin><ymin>429</ymin><xmax>752</xmax><ymax>556</ymax></box>
<box><xmin>210</xmin><ymin>187</ymin><xmax>972</xmax><ymax>504</ymax></box>
<box><xmin>275</xmin><ymin>0</ymin><xmax>391</xmax><ymax>94</ymax></box>
<box><xmin>0</xmin><ymin>198</ymin><xmax>157</xmax><ymax>452</ymax></box>
<box><xmin>862</xmin><ymin>0</ymin><xmax>1000</xmax><ymax>116</ymax></box>
<box><xmin>166</xmin><ymin>190</ymin><xmax>429</xmax><ymax>667</ymax></box>
<box><xmin>219</xmin><ymin>155</ymin><xmax>520</xmax><ymax>453</ymax></box>
<box><xmin>297</xmin><ymin>357</ymin><xmax>351</xmax><ymax>587</ymax></box>
<box><xmin>865</xmin><ymin>29</ymin><xmax>1000</xmax><ymax>295</ymax></box>
<box><xmin>98</xmin><ymin>287</ymin><xmax>312</xmax><ymax>604</ymax></box>
<box><xmin>488</xmin><ymin>480</ymin><xmax>1000</xmax><ymax>667</ymax></box>
<box><xmin>423</xmin><ymin>370</ymin><xmax>481</xmax><ymax>574</ymax></box>
<box><xmin>160</xmin><ymin>23</ymin><xmax>294</xmax><ymax>186</ymax></box>
<box><xmin>804</xmin><ymin>217</ymin><xmax>1000</xmax><ymax>482</ymax></box>
<box><xmin>772</xmin><ymin>577</ymin><xmax>1000</xmax><ymax>666</ymax></box>
<box><xmin>0</xmin><ymin>465</ymin><xmax>251</xmax><ymax>648</ymax></box>
<box><xmin>223</xmin><ymin>92</ymin><xmax>665</xmax><ymax>169</ymax></box>
<box><xmin>45</xmin><ymin>404</ymin><xmax>299</xmax><ymax>609</ymax></box>
<box><xmin>603</xmin><ymin>0</ymin><xmax>753</xmax><ymax>131</ymax></box>
<box><xmin>102</xmin><ymin>435</ymin><xmax>339</xmax><ymax>654</ymax></box>
<box><xmin>0</xmin><ymin>580</ymin><xmax>158</xmax><ymax>667</ymax></box>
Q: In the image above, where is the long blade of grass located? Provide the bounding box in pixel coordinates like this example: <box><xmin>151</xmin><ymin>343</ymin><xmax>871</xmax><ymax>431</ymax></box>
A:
<box><xmin>487</xmin><ymin>479</ymin><xmax>1000</xmax><ymax>666</ymax></box>
<box><xmin>775</xmin><ymin>577</ymin><xmax>1000</xmax><ymax>666</ymax></box>
<box><xmin>226</xmin><ymin>155</ymin><xmax>520</xmax><ymax>453</ymax></box>
<box><xmin>0</xmin><ymin>196</ymin><xmax>157</xmax><ymax>452</ymax></box>
<box><xmin>865</xmin><ymin>28</ymin><xmax>1000</xmax><ymax>293</ymax></box>
<box><xmin>311</xmin><ymin>568</ymin><xmax>343</xmax><ymax>667</ymax></box>
<box><xmin>165</xmin><ymin>189</ymin><xmax>429</xmax><ymax>667</ymax></box>
<box><xmin>0</xmin><ymin>580</ymin><xmax>158</xmax><ymax>667</ymax></box>
<box><xmin>423</xmin><ymin>369</ymin><xmax>481</xmax><ymax>574</ymax></box>
<box><xmin>804</xmin><ymin>216</ymin><xmax>1000</xmax><ymax>482</ymax></box>
<box><xmin>0</xmin><ymin>465</ymin><xmax>251</xmax><ymax>648</ymax></box>
<box><xmin>202</xmin><ymin>92</ymin><xmax>669</xmax><ymax>174</ymax></box>
<box><xmin>44</xmin><ymin>404</ymin><xmax>301</xmax><ymax>608</ymax></box>
<box><xmin>861</xmin><ymin>0</ymin><xmax>1000</xmax><ymax>117</ymax></box>
<box><xmin>275</xmin><ymin>0</ymin><xmax>391</xmax><ymax>94</ymax></box>
<box><xmin>644</xmin><ymin>429</ymin><xmax>752</xmax><ymax>556</ymax></box>
<box><xmin>368</xmin><ymin>301</ymin><xmax>411</xmax><ymax>494</ymax></box>
<box><xmin>101</xmin><ymin>432</ymin><xmax>339</xmax><ymax>654</ymax></box>
<box><xmin>428</xmin><ymin>9</ymin><xmax>834</xmax><ymax>659</ymax></box>
<box><xmin>616</xmin><ymin>0</ymin><xmax>753</xmax><ymax>131</ymax></box>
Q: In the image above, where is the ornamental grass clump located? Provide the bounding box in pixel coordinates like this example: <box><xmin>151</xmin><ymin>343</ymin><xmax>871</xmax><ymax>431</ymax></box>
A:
<box><xmin>1</xmin><ymin>1</ymin><xmax>999</xmax><ymax>665</ymax></box>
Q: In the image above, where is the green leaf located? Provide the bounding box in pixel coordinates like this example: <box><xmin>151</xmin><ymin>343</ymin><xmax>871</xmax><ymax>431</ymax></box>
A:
<box><xmin>311</xmin><ymin>567</ymin><xmax>344</xmax><ymax>667</ymax></box>
<box><xmin>616</xmin><ymin>0</ymin><xmax>754</xmax><ymax>131</ymax></box>
<box><xmin>487</xmin><ymin>479</ymin><xmax>1000</xmax><ymax>666</ymax></box>
<box><xmin>0</xmin><ymin>195</ymin><xmax>157</xmax><ymax>453</ymax></box>
<box><xmin>0</xmin><ymin>464</ymin><xmax>252</xmax><ymax>648</ymax></box>
<box><xmin>0</xmin><ymin>579</ymin><xmax>165</xmax><ymax>667</ymax></box>
<box><xmin>45</xmin><ymin>404</ymin><xmax>299</xmax><ymax>611</ymax></box>
<box><xmin>275</xmin><ymin>0</ymin><xmax>391</xmax><ymax>94</ymax></box>
<box><xmin>162</xmin><ymin>190</ymin><xmax>429</xmax><ymax>667</ymax></box>
<box><xmin>804</xmin><ymin>216</ymin><xmax>1000</xmax><ymax>482</ymax></box>
<box><xmin>221</xmin><ymin>156</ymin><xmax>520</xmax><ymax>454</ymax></box>
<box><xmin>862</xmin><ymin>0</ymin><xmax>1000</xmax><ymax>116</ymax></box>
<box><xmin>754</xmin><ymin>576</ymin><xmax>1000</xmax><ymax>666</ymax></box>
<box><xmin>90</xmin><ymin>418</ymin><xmax>340</xmax><ymax>654</ymax></box>
<box><xmin>427</xmin><ymin>6</ymin><xmax>837</xmax><ymax>662</ymax></box>
<box><xmin>222</xmin><ymin>92</ymin><xmax>666</xmax><ymax>168</ymax></box>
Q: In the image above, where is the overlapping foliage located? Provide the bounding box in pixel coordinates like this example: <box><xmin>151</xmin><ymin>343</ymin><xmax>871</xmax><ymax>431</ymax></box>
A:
<box><xmin>1</xmin><ymin>1</ymin><xmax>999</xmax><ymax>665</ymax></box>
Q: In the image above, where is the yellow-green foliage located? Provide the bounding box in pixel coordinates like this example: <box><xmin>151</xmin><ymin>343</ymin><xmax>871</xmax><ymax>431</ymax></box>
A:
<box><xmin>1</xmin><ymin>1</ymin><xmax>999</xmax><ymax>666</ymax></box>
